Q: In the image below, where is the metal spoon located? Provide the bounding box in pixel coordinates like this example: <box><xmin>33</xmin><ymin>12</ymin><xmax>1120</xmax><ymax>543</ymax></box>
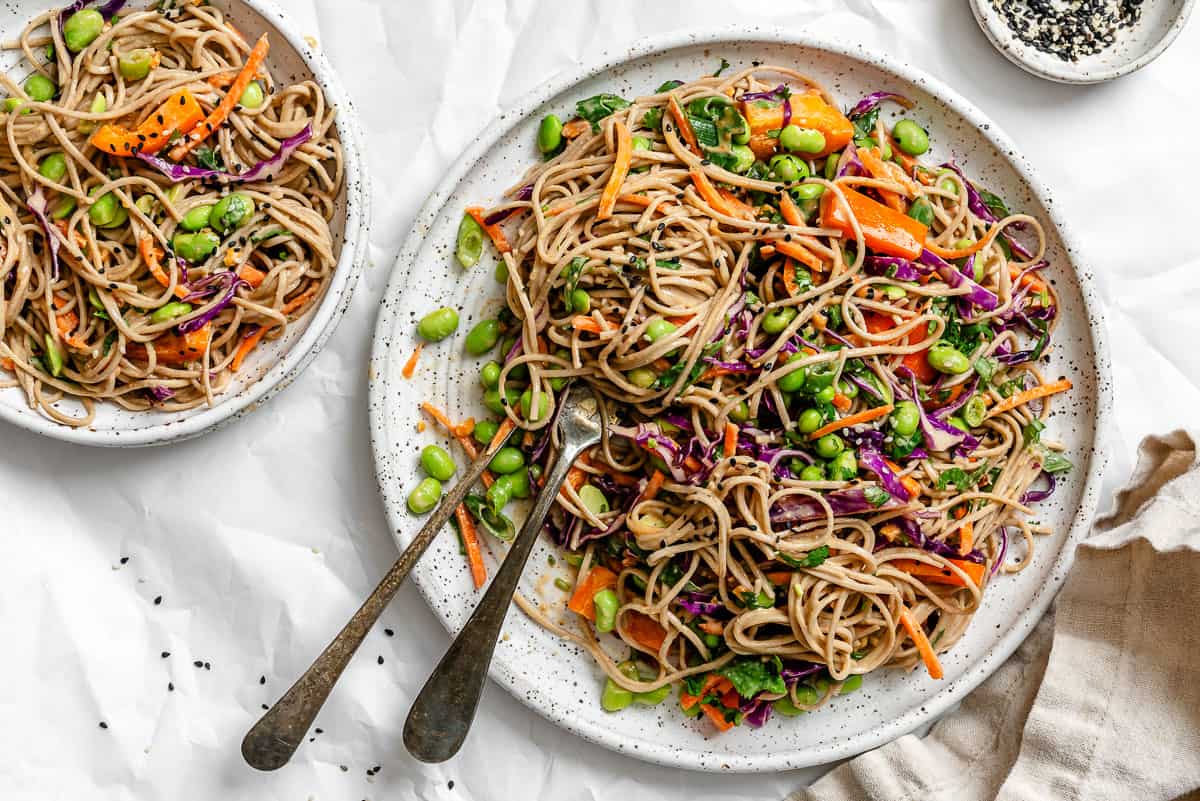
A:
<box><xmin>241</xmin><ymin>423</ymin><xmax>515</xmax><ymax>771</ymax></box>
<box><xmin>403</xmin><ymin>384</ymin><xmax>603</xmax><ymax>763</ymax></box>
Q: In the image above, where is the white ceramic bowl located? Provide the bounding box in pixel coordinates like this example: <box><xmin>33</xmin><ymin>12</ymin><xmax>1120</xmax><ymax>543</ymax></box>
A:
<box><xmin>970</xmin><ymin>0</ymin><xmax>1196</xmax><ymax>84</ymax></box>
<box><xmin>0</xmin><ymin>0</ymin><xmax>369</xmax><ymax>447</ymax></box>
<box><xmin>370</xmin><ymin>30</ymin><xmax>1112</xmax><ymax>771</ymax></box>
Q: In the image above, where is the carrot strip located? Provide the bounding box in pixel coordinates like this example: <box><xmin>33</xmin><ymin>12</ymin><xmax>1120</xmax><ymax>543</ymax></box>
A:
<box><xmin>0</xmin><ymin>358</ymin><xmax>13</xmax><ymax>371</ymax></box>
<box><xmin>667</xmin><ymin>95</ymin><xmax>700</xmax><ymax>154</ymax></box>
<box><xmin>778</xmin><ymin>190</ymin><xmax>804</xmax><ymax>226</ymax></box>
<box><xmin>401</xmin><ymin>343</ymin><xmax>422</xmax><ymax>379</ymax></box>
<box><xmin>237</xmin><ymin>264</ymin><xmax>266</xmax><ymax>288</ymax></box>
<box><xmin>571</xmin><ymin>315</ymin><xmax>611</xmax><ymax>334</ymax></box>
<box><xmin>717</xmin><ymin>188</ymin><xmax>757</xmax><ymax>220</ymax></box>
<box><xmin>702</xmin><ymin>703</ymin><xmax>735</xmax><ymax>732</ymax></box>
<box><xmin>859</xmin><ymin>146</ymin><xmax>920</xmax><ymax>197</ymax></box>
<box><xmin>899</xmin><ymin>606</ymin><xmax>943</xmax><ymax>680</ymax></box>
<box><xmin>680</xmin><ymin>675</ymin><xmax>731</xmax><ymax>711</ymax></box>
<box><xmin>683</xmin><ymin>455</ymin><xmax>703</xmax><ymax>472</ymax></box>
<box><xmin>808</xmin><ymin>404</ymin><xmax>893</xmax><ymax>440</ymax></box>
<box><xmin>170</xmin><ymin>34</ymin><xmax>270</xmax><ymax>159</ymax></box>
<box><xmin>567</xmin><ymin>566</ymin><xmax>618</xmax><ymax>621</ymax></box>
<box><xmin>689</xmin><ymin>168</ymin><xmax>753</xmax><ymax>220</ymax></box>
<box><xmin>420</xmin><ymin>401</ymin><xmax>474</xmax><ymax>439</ymax></box>
<box><xmin>831</xmin><ymin>392</ymin><xmax>852</xmax><ymax>412</ymax></box>
<box><xmin>231</xmin><ymin>326</ymin><xmax>267</xmax><ymax>371</ymax></box>
<box><xmin>466</xmin><ymin>206</ymin><xmax>512</xmax><ymax>254</ymax></box>
<box><xmin>894</xmin><ymin>558</ymin><xmax>986</xmax><ymax>589</ymax></box>
<box><xmin>958</xmin><ymin>520</ymin><xmax>974</xmax><ymax>556</ymax></box>
<box><xmin>643</xmin><ymin>469</ymin><xmax>666</xmax><ymax>500</ymax></box>
<box><xmin>885</xmin><ymin>458</ymin><xmax>923</xmax><ymax>499</ymax></box>
<box><xmin>723</xmin><ymin>422</ymin><xmax>737</xmax><ymax>458</ymax></box>
<box><xmin>924</xmin><ymin>223</ymin><xmax>1004</xmax><ymax>260</ymax></box>
<box><xmin>596</xmin><ymin>121</ymin><xmax>633</xmax><ymax>221</ymax></box>
<box><xmin>562</xmin><ymin>118</ymin><xmax>590</xmax><ymax>139</ymax></box>
<box><xmin>625</xmin><ymin>611</ymin><xmax>667</xmax><ymax>652</ymax></box>
<box><xmin>281</xmin><ymin>286</ymin><xmax>318</xmax><ymax>315</ymax></box>
<box><xmin>139</xmin><ymin>237</ymin><xmax>188</xmax><ymax>299</ymax></box>
<box><xmin>126</xmin><ymin>325</ymin><xmax>212</xmax><ymax>365</ymax></box>
<box><xmin>986</xmin><ymin>378</ymin><xmax>1073</xmax><ymax>418</ymax></box>
<box><xmin>455</xmin><ymin>505</ymin><xmax>488</xmax><ymax>590</ymax></box>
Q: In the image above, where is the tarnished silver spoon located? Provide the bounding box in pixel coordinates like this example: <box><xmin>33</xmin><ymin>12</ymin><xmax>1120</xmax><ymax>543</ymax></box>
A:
<box><xmin>403</xmin><ymin>384</ymin><xmax>603</xmax><ymax>763</ymax></box>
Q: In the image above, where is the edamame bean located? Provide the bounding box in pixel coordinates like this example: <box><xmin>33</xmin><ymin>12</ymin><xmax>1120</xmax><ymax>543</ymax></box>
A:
<box><xmin>702</xmin><ymin>632</ymin><xmax>721</xmax><ymax>649</ymax></box>
<box><xmin>2</xmin><ymin>98</ymin><xmax>29</xmax><ymax>115</ymax></box>
<box><xmin>497</xmin><ymin>469</ymin><xmax>530</xmax><ymax>500</ymax></box>
<box><xmin>24</xmin><ymin>74</ymin><xmax>56</xmax><ymax>102</ymax></box>
<box><xmin>43</xmin><ymin>334</ymin><xmax>64</xmax><ymax>376</ymax></box>
<box><xmin>907</xmin><ymin>196</ymin><xmax>934</xmax><ymax>226</ymax></box>
<box><xmin>570</xmin><ymin>288</ymin><xmax>591</xmax><ymax>314</ymax></box>
<box><xmin>464</xmin><ymin>318</ymin><xmax>501</xmax><ymax>355</ymax></box>
<box><xmin>828</xmin><ymin>449</ymin><xmax>858</xmax><ymax>481</ymax></box>
<box><xmin>600</xmin><ymin>677</ymin><xmax>633</xmax><ymax>712</ymax></box>
<box><xmin>479</xmin><ymin>360</ymin><xmax>501</xmax><ymax>388</ymax></box>
<box><xmin>892</xmin><ymin>119</ymin><xmax>929</xmax><ymax>156</ymax></box>
<box><xmin>729</xmin><ymin>400</ymin><xmax>750</xmax><ymax>423</ymax></box>
<box><xmin>927</xmin><ymin>343</ymin><xmax>971</xmax><ymax>375</ymax></box>
<box><xmin>761</xmin><ymin>305</ymin><xmax>797</xmax><ymax>334</ymax></box>
<box><xmin>815</xmin><ymin>433</ymin><xmax>844</xmax><ymax>459</ymax></box>
<box><xmin>117</xmin><ymin>48</ymin><xmax>156</xmax><ymax>81</ymax></box>
<box><xmin>644</xmin><ymin>318</ymin><xmax>676</xmax><ymax>343</ymax></box>
<box><xmin>593</xmin><ymin>588</ymin><xmax>619</xmax><ymax>633</ymax></box>
<box><xmin>519</xmin><ymin>387</ymin><xmax>549</xmax><ymax>422</ymax></box>
<box><xmin>238</xmin><ymin>80</ymin><xmax>265</xmax><ymax>109</ymax></box>
<box><xmin>417</xmin><ymin>307</ymin><xmax>459</xmax><ymax>342</ymax></box>
<box><xmin>150</xmin><ymin>301</ymin><xmax>192</xmax><ymax>324</ymax></box>
<box><xmin>210</xmin><ymin>192</ymin><xmax>254</xmax><ymax>234</ymax></box>
<box><xmin>38</xmin><ymin>152</ymin><xmax>67</xmax><ymax>182</ymax></box>
<box><xmin>88</xmin><ymin>192</ymin><xmax>127</xmax><ymax>228</ymax></box>
<box><xmin>728</xmin><ymin>144</ymin><xmax>755</xmax><ymax>174</ymax></box>
<box><xmin>797</xmin><ymin>408</ymin><xmax>823</xmax><ymax>433</ymax></box>
<box><xmin>486</xmin><ymin>474</ymin><xmax>512</xmax><ymax>512</ymax></box>
<box><xmin>890</xmin><ymin>401</ymin><xmax>920</xmax><ymax>437</ymax></box>
<box><xmin>456</xmin><ymin>212</ymin><xmax>484</xmax><ymax>269</ymax></box>
<box><xmin>407</xmin><ymin>477</ymin><xmax>442</xmax><ymax>514</ymax></box>
<box><xmin>50</xmin><ymin>195</ymin><xmax>76</xmax><ymax>220</ymax></box>
<box><xmin>627</xmin><ymin>367</ymin><xmax>656</xmax><ymax>389</ymax></box>
<box><xmin>180</xmin><ymin>204</ymin><xmax>213</xmax><ymax>232</ymax></box>
<box><xmin>473</xmin><ymin>418</ymin><xmax>500</xmax><ymax>445</ymax></box>
<box><xmin>773</xmin><ymin>697</ymin><xmax>804</xmax><ymax>716</ymax></box>
<box><xmin>634</xmin><ymin>684</ymin><xmax>671</xmax><ymax>706</ymax></box>
<box><xmin>824</xmin><ymin>152</ymin><xmax>840</xmax><ymax>180</ymax></box>
<box><xmin>792</xmin><ymin>182</ymin><xmax>825</xmax><ymax>201</ymax></box>
<box><xmin>134</xmin><ymin>195</ymin><xmax>156</xmax><ymax>216</ymax></box>
<box><xmin>483</xmin><ymin>384</ymin><xmax>521</xmax><ymax>415</ymax></box>
<box><xmin>804</xmin><ymin>365</ymin><xmax>835</xmax><ymax>392</ymax></box>
<box><xmin>769</xmin><ymin>153</ymin><xmax>808</xmax><ymax>183</ymax></box>
<box><xmin>420</xmin><ymin>444</ymin><xmax>456</xmax><ymax>481</ymax></box>
<box><xmin>537</xmin><ymin>114</ymin><xmax>563</xmax><ymax>154</ymax></box>
<box><xmin>172</xmin><ymin>231</ymin><xmax>219</xmax><ymax>262</ymax></box>
<box><xmin>578</xmin><ymin>484</ymin><xmax>609</xmax><ymax>516</ymax></box>
<box><xmin>799</xmin><ymin>464</ymin><xmax>826</xmax><ymax>482</ymax></box>
<box><xmin>814</xmin><ymin>384</ymin><xmax>836</xmax><ymax>405</ymax></box>
<box><xmin>837</xmin><ymin>378</ymin><xmax>859</xmax><ymax>398</ymax></box>
<box><xmin>63</xmin><ymin>8</ymin><xmax>103</xmax><ymax>52</ymax></box>
<box><xmin>938</xmin><ymin>175</ymin><xmax>959</xmax><ymax>196</ymax></box>
<box><xmin>489</xmin><ymin>446</ymin><xmax>525</xmax><ymax>475</ymax></box>
<box><xmin>838</xmin><ymin>674</ymin><xmax>863</xmax><ymax>694</ymax></box>
<box><xmin>779</xmin><ymin>125</ymin><xmax>826</xmax><ymax>154</ymax></box>
<box><xmin>964</xmin><ymin>394</ymin><xmax>987</xmax><ymax>428</ymax></box>
<box><xmin>777</xmin><ymin>354</ymin><xmax>808</xmax><ymax>394</ymax></box>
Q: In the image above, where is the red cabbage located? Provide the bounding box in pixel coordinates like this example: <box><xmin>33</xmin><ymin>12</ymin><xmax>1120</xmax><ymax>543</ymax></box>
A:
<box><xmin>702</xmin><ymin>356</ymin><xmax>752</xmax><ymax>373</ymax></box>
<box><xmin>1020</xmin><ymin>471</ymin><xmax>1056</xmax><ymax>504</ymax></box>
<box><xmin>781</xmin><ymin>662</ymin><xmax>823</xmax><ymax>685</ymax></box>
<box><xmin>896</xmin><ymin>367</ymin><xmax>977</xmax><ymax>453</ymax></box>
<box><xmin>990</xmin><ymin>526</ymin><xmax>1008</xmax><ymax>576</ymax></box>
<box><xmin>25</xmin><ymin>188</ymin><xmax>62</xmax><ymax>279</ymax></box>
<box><xmin>148</xmin><ymin>384</ymin><xmax>174</xmax><ymax>401</ymax></box>
<box><xmin>896</xmin><ymin>517</ymin><xmax>984</xmax><ymax>564</ymax></box>
<box><xmin>136</xmin><ymin>124</ymin><xmax>313</xmax><ymax>184</ymax></box>
<box><xmin>483</xmin><ymin>184</ymin><xmax>533</xmax><ymax>225</ymax></box>
<box><xmin>938</xmin><ymin>162</ymin><xmax>1033</xmax><ymax>259</ymax></box>
<box><xmin>917</xmin><ymin>249</ymin><xmax>999</xmax><ymax>311</ymax></box>
<box><xmin>676</xmin><ymin>592</ymin><xmax>723</xmax><ymax>616</ymax></box>
<box><xmin>836</xmin><ymin>140</ymin><xmax>865</xmax><ymax>178</ymax></box>
<box><xmin>738</xmin><ymin>85</ymin><xmax>792</xmax><ymax>127</ymax></box>
<box><xmin>740</xmin><ymin>697</ymin><xmax>773</xmax><ymax>729</ymax></box>
<box><xmin>928</xmin><ymin>375</ymin><xmax>978</xmax><ymax>421</ymax></box>
<box><xmin>864</xmin><ymin>255</ymin><xmax>930</xmax><ymax>283</ymax></box>
<box><xmin>843</xmin><ymin>373</ymin><xmax>885</xmax><ymax>402</ymax></box>
<box><xmin>770</xmin><ymin>488</ymin><xmax>905</xmax><ymax>524</ymax></box>
<box><xmin>178</xmin><ymin>272</ymin><xmax>247</xmax><ymax>333</ymax></box>
<box><xmin>610</xmin><ymin>423</ymin><xmax>687</xmax><ymax>482</ymax></box>
<box><xmin>857</xmin><ymin>447</ymin><xmax>912</xmax><ymax>501</ymax></box>
<box><xmin>61</xmin><ymin>0</ymin><xmax>125</xmax><ymax>22</ymax></box>
<box><xmin>848</xmin><ymin>91</ymin><xmax>913</xmax><ymax>119</ymax></box>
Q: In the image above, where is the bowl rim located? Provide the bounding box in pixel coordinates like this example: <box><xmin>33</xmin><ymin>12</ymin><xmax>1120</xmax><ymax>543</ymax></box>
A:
<box><xmin>969</xmin><ymin>0</ymin><xmax>1197</xmax><ymax>84</ymax></box>
<box><xmin>369</xmin><ymin>27</ymin><xmax>1113</xmax><ymax>771</ymax></box>
<box><xmin>0</xmin><ymin>0</ymin><xmax>370</xmax><ymax>447</ymax></box>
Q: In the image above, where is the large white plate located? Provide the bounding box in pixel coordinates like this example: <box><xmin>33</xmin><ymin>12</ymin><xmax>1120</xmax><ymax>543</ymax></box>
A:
<box><xmin>0</xmin><ymin>0</ymin><xmax>369</xmax><ymax>447</ymax></box>
<box><xmin>369</xmin><ymin>30</ymin><xmax>1111</xmax><ymax>772</ymax></box>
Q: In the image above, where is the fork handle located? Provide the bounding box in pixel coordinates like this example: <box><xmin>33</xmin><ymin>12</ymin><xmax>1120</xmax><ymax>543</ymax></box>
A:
<box><xmin>403</xmin><ymin>440</ymin><xmax>588</xmax><ymax>763</ymax></box>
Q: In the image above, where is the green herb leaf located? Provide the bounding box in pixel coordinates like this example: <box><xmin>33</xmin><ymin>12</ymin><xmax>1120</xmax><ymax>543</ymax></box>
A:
<box><xmin>1039</xmin><ymin>448</ymin><xmax>1073</xmax><ymax>474</ymax></box>
<box><xmin>977</xmin><ymin>187</ymin><xmax>1011</xmax><ymax>219</ymax></box>
<box><xmin>713</xmin><ymin>57</ymin><xmax>731</xmax><ymax>77</ymax></box>
<box><xmin>194</xmin><ymin>146</ymin><xmax>223</xmax><ymax>171</ymax></box>
<box><xmin>1023</xmin><ymin>418</ymin><xmax>1045</xmax><ymax>445</ymax></box>
<box><xmin>974</xmin><ymin>355</ymin><xmax>999</xmax><ymax>385</ymax></box>
<box><xmin>576</xmin><ymin>93</ymin><xmax>631</xmax><ymax>133</ymax></box>
<box><xmin>682</xmin><ymin>673</ymin><xmax>708</xmax><ymax>696</ymax></box>
<box><xmin>463</xmin><ymin>494</ymin><xmax>516</xmax><ymax>541</ymax></box>
<box><xmin>718</xmin><ymin>657</ymin><xmax>787</xmax><ymax>699</ymax></box>
<box><xmin>778</xmin><ymin>544</ymin><xmax>830</xmax><ymax>569</ymax></box>
<box><xmin>862</xmin><ymin>486</ymin><xmax>892</xmax><ymax>507</ymax></box>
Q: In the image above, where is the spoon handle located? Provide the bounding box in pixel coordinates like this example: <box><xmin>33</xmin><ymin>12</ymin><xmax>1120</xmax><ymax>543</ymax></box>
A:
<box><xmin>241</xmin><ymin>429</ymin><xmax>509</xmax><ymax>771</ymax></box>
<box><xmin>403</xmin><ymin>441</ymin><xmax>585</xmax><ymax>763</ymax></box>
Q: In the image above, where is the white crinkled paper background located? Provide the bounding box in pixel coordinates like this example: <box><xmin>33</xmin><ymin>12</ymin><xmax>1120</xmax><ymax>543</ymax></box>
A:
<box><xmin>0</xmin><ymin>1</ymin><xmax>1195</xmax><ymax>799</ymax></box>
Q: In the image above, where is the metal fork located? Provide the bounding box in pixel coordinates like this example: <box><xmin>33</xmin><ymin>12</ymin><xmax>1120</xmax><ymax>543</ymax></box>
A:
<box><xmin>403</xmin><ymin>384</ymin><xmax>604</xmax><ymax>763</ymax></box>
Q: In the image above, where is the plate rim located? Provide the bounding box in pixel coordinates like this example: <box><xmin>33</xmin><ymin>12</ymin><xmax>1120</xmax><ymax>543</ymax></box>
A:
<box><xmin>0</xmin><ymin>0</ymin><xmax>371</xmax><ymax>447</ymax></box>
<box><xmin>369</xmin><ymin>27</ymin><xmax>1113</xmax><ymax>772</ymax></box>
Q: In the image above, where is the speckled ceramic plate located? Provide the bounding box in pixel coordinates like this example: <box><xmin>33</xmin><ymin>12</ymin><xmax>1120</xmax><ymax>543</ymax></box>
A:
<box><xmin>970</xmin><ymin>0</ymin><xmax>1195</xmax><ymax>84</ymax></box>
<box><xmin>0</xmin><ymin>0</ymin><xmax>369</xmax><ymax>447</ymax></box>
<box><xmin>369</xmin><ymin>30</ymin><xmax>1111</xmax><ymax>772</ymax></box>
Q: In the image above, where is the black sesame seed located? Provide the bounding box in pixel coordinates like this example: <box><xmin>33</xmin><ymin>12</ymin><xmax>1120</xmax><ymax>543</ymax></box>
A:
<box><xmin>384</xmin><ymin>628</ymin><xmax>394</xmax><ymax>637</ymax></box>
<box><xmin>377</xmin><ymin>655</ymin><xmax>384</xmax><ymax>665</ymax></box>
<box><xmin>161</xmin><ymin>651</ymin><xmax>170</xmax><ymax>658</ymax></box>
<box><xmin>153</xmin><ymin>595</ymin><xmax>162</xmax><ymax>605</ymax></box>
<box><xmin>99</xmin><ymin>721</ymin><xmax>108</xmax><ymax>729</ymax></box>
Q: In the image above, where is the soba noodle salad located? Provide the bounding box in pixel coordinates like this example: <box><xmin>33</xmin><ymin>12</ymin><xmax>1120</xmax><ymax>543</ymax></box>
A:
<box><xmin>0</xmin><ymin>0</ymin><xmax>342</xmax><ymax>426</ymax></box>
<box><xmin>412</xmin><ymin>64</ymin><xmax>1073</xmax><ymax>732</ymax></box>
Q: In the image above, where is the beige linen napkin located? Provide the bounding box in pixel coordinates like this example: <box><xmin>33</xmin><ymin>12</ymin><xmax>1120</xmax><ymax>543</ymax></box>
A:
<box><xmin>792</xmin><ymin>431</ymin><xmax>1200</xmax><ymax>801</ymax></box>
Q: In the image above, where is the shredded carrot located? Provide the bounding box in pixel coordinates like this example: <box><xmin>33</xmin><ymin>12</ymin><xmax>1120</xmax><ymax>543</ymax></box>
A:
<box><xmin>723</xmin><ymin>422</ymin><xmax>737</xmax><ymax>458</ymax></box>
<box><xmin>562</xmin><ymin>118</ymin><xmax>590</xmax><ymax>139</ymax></box>
<box><xmin>170</xmin><ymin>33</ymin><xmax>270</xmax><ymax>159</ymax></box>
<box><xmin>0</xmin><ymin>358</ymin><xmax>13</xmax><ymax>371</ymax></box>
<box><xmin>986</xmin><ymin>378</ymin><xmax>1073</xmax><ymax>418</ymax></box>
<box><xmin>281</xmin><ymin>286</ymin><xmax>318</xmax><ymax>315</ymax></box>
<box><xmin>717</xmin><ymin>187</ymin><xmax>758</xmax><ymax>219</ymax></box>
<box><xmin>139</xmin><ymin>237</ymin><xmax>188</xmax><ymax>299</ymax></box>
<box><xmin>958</xmin><ymin>520</ymin><xmax>974</xmax><ymax>556</ymax></box>
<box><xmin>420</xmin><ymin>402</ymin><xmax>474</xmax><ymax>439</ymax></box>
<box><xmin>885</xmin><ymin>458</ymin><xmax>923</xmax><ymax>499</ymax></box>
<box><xmin>465</xmin><ymin>206</ymin><xmax>512</xmax><ymax>254</ymax></box>
<box><xmin>899</xmin><ymin>606</ymin><xmax>943</xmax><ymax>680</ymax></box>
<box><xmin>455</xmin><ymin>504</ymin><xmax>488</xmax><ymax>590</ymax></box>
<box><xmin>680</xmin><ymin>675</ymin><xmax>731</xmax><ymax>711</ymax></box>
<box><xmin>924</xmin><ymin>223</ymin><xmax>1004</xmax><ymax>260</ymax></box>
<box><xmin>778</xmin><ymin>190</ymin><xmax>804</xmax><ymax>226</ymax></box>
<box><xmin>667</xmin><ymin>95</ymin><xmax>700</xmax><ymax>154</ymax></box>
<box><xmin>702</xmin><ymin>703</ymin><xmax>735</xmax><ymax>732</ymax></box>
<box><xmin>237</xmin><ymin>264</ymin><xmax>266</xmax><ymax>288</ymax></box>
<box><xmin>127</xmin><ymin>325</ymin><xmax>212</xmax><ymax>365</ymax></box>
<box><xmin>571</xmin><ymin>315</ymin><xmax>610</xmax><ymax>334</ymax></box>
<box><xmin>831</xmin><ymin>392</ymin><xmax>852</xmax><ymax>412</ymax></box>
<box><xmin>808</xmin><ymin>404</ymin><xmax>893</xmax><ymax>440</ymax></box>
<box><xmin>689</xmin><ymin>168</ymin><xmax>753</xmax><ymax>220</ymax></box>
<box><xmin>416</xmin><ymin>420</ymin><xmax>426</xmax><ymax>433</ymax></box>
<box><xmin>596</xmin><ymin>121</ymin><xmax>632</xmax><ymax>221</ymax></box>
<box><xmin>894</xmin><ymin>558</ymin><xmax>986</xmax><ymax>590</ymax></box>
<box><xmin>683</xmin><ymin>455</ymin><xmax>703</xmax><ymax>472</ymax></box>
<box><xmin>859</xmin><ymin>146</ymin><xmax>920</xmax><ymax>197</ymax></box>
<box><xmin>698</xmin><ymin>619</ymin><xmax>724</xmax><ymax>636</ymax></box>
<box><xmin>231</xmin><ymin>326</ymin><xmax>267</xmax><ymax>371</ymax></box>
<box><xmin>566</xmin><ymin>566</ymin><xmax>618</xmax><ymax>621</ymax></box>
<box><xmin>759</xmin><ymin>244</ymin><xmax>776</xmax><ymax>259</ymax></box>
<box><xmin>624</xmin><ymin>611</ymin><xmax>667</xmax><ymax>652</ymax></box>
<box><xmin>643</xmin><ymin>469</ymin><xmax>666</xmax><ymax>500</ymax></box>
<box><xmin>1009</xmin><ymin>263</ymin><xmax>1046</xmax><ymax>293</ymax></box>
<box><xmin>401</xmin><ymin>343</ymin><xmax>422</xmax><ymax>379</ymax></box>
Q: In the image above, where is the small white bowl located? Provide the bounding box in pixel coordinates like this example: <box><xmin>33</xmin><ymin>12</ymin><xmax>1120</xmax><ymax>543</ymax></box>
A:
<box><xmin>0</xmin><ymin>0</ymin><xmax>369</xmax><ymax>447</ymax></box>
<box><xmin>970</xmin><ymin>0</ymin><xmax>1196</xmax><ymax>84</ymax></box>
